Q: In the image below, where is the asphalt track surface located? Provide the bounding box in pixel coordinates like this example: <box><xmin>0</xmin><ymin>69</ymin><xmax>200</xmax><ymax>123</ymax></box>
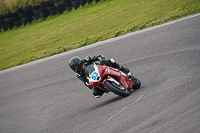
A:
<box><xmin>1</xmin><ymin>13</ymin><xmax>200</xmax><ymax>133</ymax></box>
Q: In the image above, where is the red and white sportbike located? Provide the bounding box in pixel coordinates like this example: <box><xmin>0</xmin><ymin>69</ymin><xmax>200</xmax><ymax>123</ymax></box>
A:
<box><xmin>84</xmin><ymin>63</ymin><xmax>141</xmax><ymax>97</ymax></box>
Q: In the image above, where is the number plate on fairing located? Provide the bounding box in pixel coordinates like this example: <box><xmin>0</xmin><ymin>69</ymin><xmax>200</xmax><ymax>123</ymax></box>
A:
<box><xmin>86</xmin><ymin>64</ymin><xmax>101</xmax><ymax>82</ymax></box>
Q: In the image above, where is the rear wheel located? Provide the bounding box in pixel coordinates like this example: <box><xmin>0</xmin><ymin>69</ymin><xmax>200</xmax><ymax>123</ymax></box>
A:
<box><xmin>104</xmin><ymin>81</ymin><xmax>129</xmax><ymax>97</ymax></box>
<box><xmin>132</xmin><ymin>77</ymin><xmax>141</xmax><ymax>90</ymax></box>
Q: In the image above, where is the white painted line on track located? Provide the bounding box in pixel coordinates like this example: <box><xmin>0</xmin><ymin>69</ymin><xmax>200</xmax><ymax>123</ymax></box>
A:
<box><xmin>1</xmin><ymin>13</ymin><xmax>200</xmax><ymax>75</ymax></box>
<box><xmin>103</xmin><ymin>94</ymin><xmax>143</xmax><ymax>123</ymax></box>
<box><xmin>65</xmin><ymin>94</ymin><xmax>144</xmax><ymax>132</ymax></box>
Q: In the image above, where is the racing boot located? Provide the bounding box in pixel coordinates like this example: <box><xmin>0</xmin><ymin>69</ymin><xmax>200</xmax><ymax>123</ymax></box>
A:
<box><xmin>127</xmin><ymin>72</ymin><xmax>135</xmax><ymax>80</ymax></box>
<box><xmin>119</xmin><ymin>65</ymin><xmax>131</xmax><ymax>76</ymax></box>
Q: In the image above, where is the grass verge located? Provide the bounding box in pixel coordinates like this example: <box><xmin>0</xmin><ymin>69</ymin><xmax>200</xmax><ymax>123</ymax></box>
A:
<box><xmin>0</xmin><ymin>0</ymin><xmax>200</xmax><ymax>70</ymax></box>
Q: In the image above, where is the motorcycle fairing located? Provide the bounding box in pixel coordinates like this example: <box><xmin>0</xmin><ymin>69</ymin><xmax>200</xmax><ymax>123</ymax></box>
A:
<box><xmin>85</xmin><ymin>64</ymin><xmax>134</xmax><ymax>92</ymax></box>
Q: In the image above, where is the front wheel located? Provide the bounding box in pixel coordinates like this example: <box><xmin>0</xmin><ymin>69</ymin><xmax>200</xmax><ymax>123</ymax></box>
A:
<box><xmin>104</xmin><ymin>81</ymin><xmax>129</xmax><ymax>97</ymax></box>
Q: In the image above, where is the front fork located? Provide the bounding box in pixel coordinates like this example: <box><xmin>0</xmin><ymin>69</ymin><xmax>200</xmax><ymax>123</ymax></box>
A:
<box><xmin>102</xmin><ymin>76</ymin><xmax>120</xmax><ymax>86</ymax></box>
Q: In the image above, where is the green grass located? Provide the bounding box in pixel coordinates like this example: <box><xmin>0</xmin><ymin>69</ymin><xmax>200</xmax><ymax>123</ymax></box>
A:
<box><xmin>0</xmin><ymin>0</ymin><xmax>200</xmax><ymax>70</ymax></box>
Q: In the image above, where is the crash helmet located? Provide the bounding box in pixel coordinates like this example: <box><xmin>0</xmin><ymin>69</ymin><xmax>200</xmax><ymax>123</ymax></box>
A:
<box><xmin>68</xmin><ymin>56</ymin><xmax>82</xmax><ymax>73</ymax></box>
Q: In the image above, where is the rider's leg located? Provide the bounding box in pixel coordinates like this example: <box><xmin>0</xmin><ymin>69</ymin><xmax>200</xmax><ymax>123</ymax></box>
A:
<box><xmin>108</xmin><ymin>58</ymin><xmax>130</xmax><ymax>73</ymax></box>
<box><xmin>110</xmin><ymin>60</ymin><xmax>136</xmax><ymax>80</ymax></box>
<box><xmin>101</xmin><ymin>58</ymin><xmax>133</xmax><ymax>79</ymax></box>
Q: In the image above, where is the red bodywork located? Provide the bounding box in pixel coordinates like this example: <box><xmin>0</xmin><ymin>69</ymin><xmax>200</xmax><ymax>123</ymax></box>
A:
<box><xmin>89</xmin><ymin>64</ymin><xmax>134</xmax><ymax>92</ymax></box>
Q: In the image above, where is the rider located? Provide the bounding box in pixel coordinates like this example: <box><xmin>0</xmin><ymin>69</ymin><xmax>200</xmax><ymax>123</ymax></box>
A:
<box><xmin>68</xmin><ymin>55</ymin><xmax>134</xmax><ymax>98</ymax></box>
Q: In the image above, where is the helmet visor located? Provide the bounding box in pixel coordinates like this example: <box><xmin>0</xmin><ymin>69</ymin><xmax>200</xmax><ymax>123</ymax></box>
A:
<box><xmin>74</xmin><ymin>65</ymin><xmax>79</xmax><ymax>72</ymax></box>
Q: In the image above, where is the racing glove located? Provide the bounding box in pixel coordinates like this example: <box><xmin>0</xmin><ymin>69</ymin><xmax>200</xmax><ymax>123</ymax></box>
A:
<box><xmin>84</xmin><ymin>55</ymin><xmax>92</xmax><ymax>62</ymax></box>
<box><xmin>77</xmin><ymin>74</ymin><xmax>92</xmax><ymax>89</ymax></box>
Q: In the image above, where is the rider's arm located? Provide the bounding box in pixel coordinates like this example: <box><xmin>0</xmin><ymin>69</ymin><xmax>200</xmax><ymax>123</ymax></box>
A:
<box><xmin>77</xmin><ymin>74</ymin><xmax>93</xmax><ymax>89</ymax></box>
<box><xmin>91</xmin><ymin>54</ymin><xmax>105</xmax><ymax>61</ymax></box>
<box><xmin>83</xmin><ymin>55</ymin><xmax>105</xmax><ymax>64</ymax></box>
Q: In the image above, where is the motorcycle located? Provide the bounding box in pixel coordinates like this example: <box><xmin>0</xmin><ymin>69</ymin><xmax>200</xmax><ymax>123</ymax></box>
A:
<box><xmin>84</xmin><ymin>63</ymin><xmax>141</xmax><ymax>97</ymax></box>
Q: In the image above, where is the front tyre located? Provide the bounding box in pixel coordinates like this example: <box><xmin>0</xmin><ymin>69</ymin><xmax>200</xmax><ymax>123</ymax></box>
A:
<box><xmin>104</xmin><ymin>81</ymin><xmax>129</xmax><ymax>97</ymax></box>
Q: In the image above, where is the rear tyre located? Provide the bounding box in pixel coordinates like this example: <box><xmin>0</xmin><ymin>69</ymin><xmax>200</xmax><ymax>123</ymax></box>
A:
<box><xmin>104</xmin><ymin>81</ymin><xmax>129</xmax><ymax>97</ymax></box>
<box><xmin>132</xmin><ymin>77</ymin><xmax>141</xmax><ymax>90</ymax></box>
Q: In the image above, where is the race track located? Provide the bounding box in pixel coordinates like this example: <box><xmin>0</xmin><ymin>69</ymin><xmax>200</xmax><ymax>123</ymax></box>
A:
<box><xmin>0</xmin><ymin>13</ymin><xmax>200</xmax><ymax>133</ymax></box>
